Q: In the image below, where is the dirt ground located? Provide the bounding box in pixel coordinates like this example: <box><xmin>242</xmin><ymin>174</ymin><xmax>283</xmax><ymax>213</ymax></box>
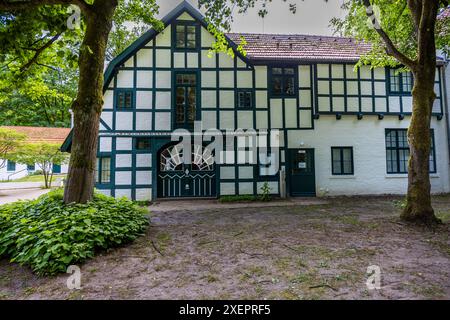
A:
<box><xmin>0</xmin><ymin>195</ymin><xmax>449</xmax><ymax>300</ymax></box>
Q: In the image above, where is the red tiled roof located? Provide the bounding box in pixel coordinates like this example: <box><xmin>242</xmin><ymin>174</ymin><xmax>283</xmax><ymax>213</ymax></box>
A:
<box><xmin>226</xmin><ymin>33</ymin><xmax>372</xmax><ymax>62</ymax></box>
<box><xmin>0</xmin><ymin>126</ymin><xmax>71</xmax><ymax>144</ymax></box>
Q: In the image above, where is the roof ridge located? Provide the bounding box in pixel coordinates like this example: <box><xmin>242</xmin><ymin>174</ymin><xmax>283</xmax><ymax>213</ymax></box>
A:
<box><xmin>226</xmin><ymin>32</ymin><xmax>358</xmax><ymax>40</ymax></box>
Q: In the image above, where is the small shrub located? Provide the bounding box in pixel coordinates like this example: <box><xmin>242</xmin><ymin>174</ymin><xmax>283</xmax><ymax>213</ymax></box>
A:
<box><xmin>0</xmin><ymin>189</ymin><xmax>149</xmax><ymax>275</ymax></box>
<box><xmin>219</xmin><ymin>195</ymin><xmax>257</xmax><ymax>203</ymax></box>
<box><xmin>259</xmin><ymin>182</ymin><xmax>272</xmax><ymax>202</ymax></box>
<box><xmin>392</xmin><ymin>199</ymin><xmax>407</xmax><ymax>210</ymax></box>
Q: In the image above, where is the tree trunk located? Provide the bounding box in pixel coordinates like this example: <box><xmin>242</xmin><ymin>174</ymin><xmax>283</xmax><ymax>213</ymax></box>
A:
<box><xmin>401</xmin><ymin>1</ymin><xmax>440</xmax><ymax>225</ymax></box>
<box><xmin>402</xmin><ymin>68</ymin><xmax>439</xmax><ymax>224</ymax></box>
<box><xmin>63</xmin><ymin>0</ymin><xmax>117</xmax><ymax>204</ymax></box>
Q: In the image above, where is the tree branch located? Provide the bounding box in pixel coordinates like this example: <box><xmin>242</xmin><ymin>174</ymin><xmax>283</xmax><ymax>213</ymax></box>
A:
<box><xmin>417</xmin><ymin>0</ymin><xmax>439</xmax><ymax>66</ymax></box>
<box><xmin>0</xmin><ymin>0</ymin><xmax>92</xmax><ymax>14</ymax></box>
<box><xmin>20</xmin><ymin>32</ymin><xmax>61</xmax><ymax>72</ymax></box>
<box><xmin>362</xmin><ymin>0</ymin><xmax>417</xmax><ymax>69</ymax></box>
<box><xmin>408</xmin><ymin>0</ymin><xmax>422</xmax><ymax>33</ymax></box>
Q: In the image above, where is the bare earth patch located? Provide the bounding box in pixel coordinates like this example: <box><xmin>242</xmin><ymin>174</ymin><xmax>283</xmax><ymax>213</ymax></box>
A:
<box><xmin>0</xmin><ymin>195</ymin><xmax>449</xmax><ymax>300</ymax></box>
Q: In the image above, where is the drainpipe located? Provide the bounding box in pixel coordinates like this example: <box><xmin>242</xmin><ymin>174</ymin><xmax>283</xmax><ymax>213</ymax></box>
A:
<box><xmin>441</xmin><ymin>59</ymin><xmax>450</xmax><ymax>192</ymax></box>
<box><xmin>442</xmin><ymin>60</ymin><xmax>450</xmax><ymax>163</ymax></box>
<box><xmin>69</xmin><ymin>109</ymin><xmax>74</xmax><ymax>128</ymax></box>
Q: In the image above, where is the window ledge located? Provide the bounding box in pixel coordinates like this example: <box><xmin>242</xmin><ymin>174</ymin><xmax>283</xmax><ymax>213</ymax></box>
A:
<box><xmin>329</xmin><ymin>175</ymin><xmax>356</xmax><ymax>179</ymax></box>
<box><xmin>385</xmin><ymin>174</ymin><xmax>439</xmax><ymax>179</ymax></box>
<box><xmin>385</xmin><ymin>174</ymin><xmax>407</xmax><ymax>179</ymax></box>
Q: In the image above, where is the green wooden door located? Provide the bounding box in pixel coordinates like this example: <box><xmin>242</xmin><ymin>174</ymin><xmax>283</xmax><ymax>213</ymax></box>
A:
<box><xmin>288</xmin><ymin>149</ymin><xmax>316</xmax><ymax>196</ymax></box>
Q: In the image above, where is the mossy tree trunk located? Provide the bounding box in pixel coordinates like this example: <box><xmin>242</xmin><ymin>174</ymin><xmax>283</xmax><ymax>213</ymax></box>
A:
<box><xmin>63</xmin><ymin>0</ymin><xmax>118</xmax><ymax>204</ymax></box>
<box><xmin>363</xmin><ymin>0</ymin><xmax>441</xmax><ymax>224</ymax></box>
<box><xmin>402</xmin><ymin>67</ymin><xmax>438</xmax><ymax>223</ymax></box>
<box><xmin>401</xmin><ymin>2</ymin><xmax>441</xmax><ymax>224</ymax></box>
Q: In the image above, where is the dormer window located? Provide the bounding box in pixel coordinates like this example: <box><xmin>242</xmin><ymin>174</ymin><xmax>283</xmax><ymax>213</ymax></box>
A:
<box><xmin>270</xmin><ymin>67</ymin><xmax>296</xmax><ymax>97</ymax></box>
<box><xmin>175</xmin><ymin>23</ymin><xmax>197</xmax><ymax>49</ymax></box>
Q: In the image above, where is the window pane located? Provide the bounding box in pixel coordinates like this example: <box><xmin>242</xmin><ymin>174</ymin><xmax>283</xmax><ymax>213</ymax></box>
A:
<box><xmin>238</xmin><ymin>92</ymin><xmax>251</xmax><ymax>108</ymax></box>
<box><xmin>429</xmin><ymin>134</ymin><xmax>435</xmax><ymax>172</ymax></box>
<box><xmin>136</xmin><ymin>138</ymin><xmax>151</xmax><ymax>150</ymax></box>
<box><xmin>245</xmin><ymin>92</ymin><xmax>251</xmax><ymax>107</ymax></box>
<box><xmin>332</xmin><ymin>149</ymin><xmax>341</xmax><ymax>175</ymax></box>
<box><xmin>272</xmin><ymin>68</ymin><xmax>282</xmax><ymax>75</ymax></box>
<box><xmin>176</xmin><ymin>25</ymin><xmax>185</xmax><ymax>47</ymax></box>
<box><xmin>101</xmin><ymin>158</ymin><xmax>111</xmax><ymax>183</ymax></box>
<box><xmin>186</xmin><ymin>26</ymin><xmax>196</xmax><ymax>48</ymax></box>
<box><xmin>238</xmin><ymin>92</ymin><xmax>244</xmax><ymax>108</ymax></box>
<box><xmin>117</xmin><ymin>91</ymin><xmax>132</xmax><ymax>109</ymax></box>
<box><xmin>332</xmin><ymin>161</ymin><xmax>342</xmax><ymax>174</ymax></box>
<box><xmin>332</xmin><ymin>148</ymin><xmax>341</xmax><ymax>162</ymax></box>
<box><xmin>385</xmin><ymin>130</ymin><xmax>396</xmax><ymax>148</ymax></box>
<box><xmin>342</xmin><ymin>148</ymin><xmax>352</xmax><ymax>162</ymax></box>
<box><xmin>7</xmin><ymin>161</ymin><xmax>16</xmax><ymax>171</ymax></box>
<box><xmin>284</xmin><ymin>68</ymin><xmax>295</xmax><ymax>75</ymax></box>
<box><xmin>187</xmin><ymin>87</ymin><xmax>196</xmax><ymax>122</ymax></box>
<box><xmin>284</xmin><ymin>76</ymin><xmax>295</xmax><ymax>95</ymax></box>
<box><xmin>390</xmin><ymin>71</ymin><xmax>400</xmax><ymax>93</ymax></box>
<box><xmin>187</xmin><ymin>40</ymin><xmax>196</xmax><ymax>48</ymax></box>
<box><xmin>398</xmin><ymin>130</ymin><xmax>408</xmax><ymax>148</ymax></box>
<box><xmin>125</xmin><ymin>92</ymin><xmax>132</xmax><ymax>108</ymax></box>
<box><xmin>95</xmin><ymin>158</ymin><xmax>99</xmax><ymax>183</ymax></box>
<box><xmin>343</xmin><ymin>161</ymin><xmax>352</xmax><ymax>174</ymax></box>
<box><xmin>387</xmin><ymin>150</ymin><xmax>396</xmax><ymax>173</ymax></box>
<box><xmin>118</xmin><ymin>92</ymin><xmax>125</xmax><ymax>108</ymax></box>
<box><xmin>399</xmin><ymin>149</ymin><xmax>409</xmax><ymax>173</ymax></box>
<box><xmin>272</xmin><ymin>77</ymin><xmax>282</xmax><ymax>94</ymax></box>
<box><xmin>176</xmin><ymin>87</ymin><xmax>185</xmax><ymax>123</ymax></box>
<box><xmin>402</xmin><ymin>72</ymin><xmax>413</xmax><ymax>92</ymax></box>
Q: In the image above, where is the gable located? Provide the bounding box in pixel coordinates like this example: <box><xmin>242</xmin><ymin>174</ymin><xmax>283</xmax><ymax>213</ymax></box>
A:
<box><xmin>102</xmin><ymin>1</ymin><xmax>249</xmax><ymax>92</ymax></box>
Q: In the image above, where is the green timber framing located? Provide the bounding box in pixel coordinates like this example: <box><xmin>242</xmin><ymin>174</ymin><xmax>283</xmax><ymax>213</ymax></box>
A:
<box><xmin>60</xmin><ymin>0</ymin><xmax>447</xmax><ymax>201</ymax></box>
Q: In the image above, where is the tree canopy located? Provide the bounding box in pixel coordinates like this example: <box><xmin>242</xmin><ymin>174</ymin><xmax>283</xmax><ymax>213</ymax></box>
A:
<box><xmin>330</xmin><ymin>0</ymin><xmax>450</xmax><ymax>69</ymax></box>
<box><xmin>10</xmin><ymin>142</ymin><xmax>69</xmax><ymax>188</ymax></box>
<box><xmin>0</xmin><ymin>127</ymin><xmax>26</xmax><ymax>169</ymax></box>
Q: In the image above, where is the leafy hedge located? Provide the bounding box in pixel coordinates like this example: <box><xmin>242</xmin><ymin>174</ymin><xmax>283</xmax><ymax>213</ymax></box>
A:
<box><xmin>0</xmin><ymin>189</ymin><xmax>149</xmax><ymax>275</ymax></box>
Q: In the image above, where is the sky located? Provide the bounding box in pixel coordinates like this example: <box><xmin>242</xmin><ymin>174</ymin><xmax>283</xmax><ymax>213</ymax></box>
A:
<box><xmin>157</xmin><ymin>0</ymin><xmax>347</xmax><ymax>36</ymax></box>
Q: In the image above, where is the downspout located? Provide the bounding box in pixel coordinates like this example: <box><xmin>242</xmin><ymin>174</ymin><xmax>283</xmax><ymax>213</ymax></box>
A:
<box><xmin>442</xmin><ymin>60</ymin><xmax>450</xmax><ymax>164</ymax></box>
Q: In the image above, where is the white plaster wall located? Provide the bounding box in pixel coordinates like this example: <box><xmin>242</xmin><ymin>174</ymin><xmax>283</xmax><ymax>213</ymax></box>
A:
<box><xmin>136</xmin><ymin>188</ymin><xmax>152</xmax><ymax>201</ymax></box>
<box><xmin>99</xmin><ymin>137</ymin><xmax>112</xmax><ymax>152</ymax></box>
<box><xmin>0</xmin><ymin>161</ymin><xmax>68</xmax><ymax>181</ymax></box>
<box><xmin>116</xmin><ymin>154</ymin><xmax>132</xmax><ymax>168</ymax></box>
<box><xmin>255</xmin><ymin>66</ymin><xmax>267</xmax><ymax>88</ymax></box>
<box><xmin>220</xmin><ymin>166</ymin><xmax>235</xmax><ymax>179</ymax></box>
<box><xmin>115</xmin><ymin>112</ymin><xmax>133</xmax><ymax>131</ymax></box>
<box><xmin>220</xmin><ymin>182</ymin><xmax>235</xmax><ymax>195</ymax></box>
<box><xmin>115</xmin><ymin>188</ymin><xmax>132</xmax><ymax>199</ymax></box>
<box><xmin>239</xmin><ymin>182</ymin><xmax>253</xmax><ymax>194</ymax></box>
<box><xmin>115</xmin><ymin>171</ymin><xmax>132</xmax><ymax>185</ymax></box>
<box><xmin>136</xmin><ymin>154</ymin><xmax>152</xmax><ymax>168</ymax></box>
<box><xmin>136</xmin><ymin>171</ymin><xmax>152</xmax><ymax>185</ymax></box>
<box><xmin>116</xmin><ymin>138</ymin><xmax>132</xmax><ymax>151</ymax></box>
<box><xmin>96</xmin><ymin>189</ymin><xmax>111</xmax><ymax>197</ymax></box>
<box><xmin>287</xmin><ymin>115</ymin><xmax>450</xmax><ymax>195</ymax></box>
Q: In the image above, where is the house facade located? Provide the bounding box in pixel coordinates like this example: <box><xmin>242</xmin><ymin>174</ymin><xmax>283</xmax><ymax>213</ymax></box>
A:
<box><xmin>0</xmin><ymin>126</ymin><xmax>70</xmax><ymax>181</ymax></box>
<box><xmin>62</xmin><ymin>1</ymin><xmax>450</xmax><ymax>201</ymax></box>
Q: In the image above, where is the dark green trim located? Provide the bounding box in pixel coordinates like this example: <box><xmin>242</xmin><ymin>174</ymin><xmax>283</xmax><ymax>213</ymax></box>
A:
<box><xmin>331</xmin><ymin>146</ymin><xmax>354</xmax><ymax>175</ymax></box>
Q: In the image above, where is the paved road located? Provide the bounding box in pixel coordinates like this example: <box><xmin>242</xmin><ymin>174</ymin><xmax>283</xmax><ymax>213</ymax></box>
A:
<box><xmin>0</xmin><ymin>181</ymin><xmax>43</xmax><ymax>190</ymax></box>
<box><xmin>0</xmin><ymin>188</ymin><xmax>50</xmax><ymax>204</ymax></box>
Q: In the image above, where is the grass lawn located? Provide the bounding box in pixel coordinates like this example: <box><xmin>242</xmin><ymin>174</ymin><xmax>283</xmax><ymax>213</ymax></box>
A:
<box><xmin>1</xmin><ymin>174</ymin><xmax>66</xmax><ymax>183</ymax></box>
<box><xmin>0</xmin><ymin>195</ymin><xmax>449</xmax><ymax>300</ymax></box>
